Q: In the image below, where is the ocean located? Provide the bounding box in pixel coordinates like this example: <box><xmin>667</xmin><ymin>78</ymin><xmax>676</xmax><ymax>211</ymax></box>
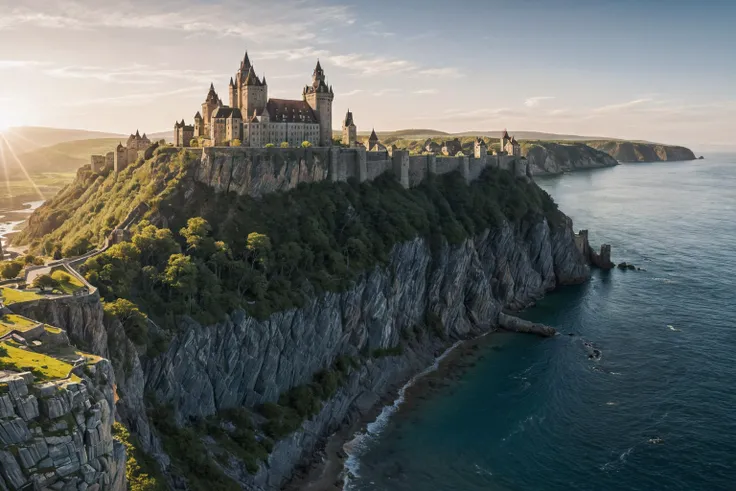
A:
<box><xmin>345</xmin><ymin>155</ymin><xmax>736</xmax><ymax>491</ymax></box>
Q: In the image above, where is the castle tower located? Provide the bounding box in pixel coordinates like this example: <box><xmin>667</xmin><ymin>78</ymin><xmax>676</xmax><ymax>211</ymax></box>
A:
<box><xmin>194</xmin><ymin>111</ymin><xmax>203</xmax><ymax>137</ymax></box>
<box><xmin>342</xmin><ymin>109</ymin><xmax>357</xmax><ymax>147</ymax></box>
<box><xmin>501</xmin><ymin>129</ymin><xmax>511</xmax><ymax>155</ymax></box>
<box><xmin>303</xmin><ymin>60</ymin><xmax>334</xmax><ymax>146</ymax></box>
<box><xmin>474</xmin><ymin>137</ymin><xmax>487</xmax><ymax>159</ymax></box>
<box><xmin>201</xmin><ymin>83</ymin><xmax>220</xmax><ymax>136</ymax></box>
<box><xmin>240</xmin><ymin>65</ymin><xmax>267</xmax><ymax>118</ymax></box>
<box><xmin>228</xmin><ymin>77</ymin><xmax>238</xmax><ymax>108</ymax></box>
<box><xmin>368</xmin><ymin>128</ymin><xmax>379</xmax><ymax>150</ymax></box>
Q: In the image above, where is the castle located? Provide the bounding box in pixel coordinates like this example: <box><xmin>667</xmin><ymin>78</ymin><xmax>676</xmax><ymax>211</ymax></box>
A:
<box><xmin>175</xmin><ymin>53</ymin><xmax>338</xmax><ymax>148</ymax></box>
<box><xmin>90</xmin><ymin>130</ymin><xmax>151</xmax><ymax>173</ymax></box>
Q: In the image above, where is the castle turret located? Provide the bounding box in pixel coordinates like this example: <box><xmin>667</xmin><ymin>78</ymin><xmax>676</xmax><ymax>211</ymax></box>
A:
<box><xmin>342</xmin><ymin>109</ymin><xmax>357</xmax><ymax>147</ymax></box>
<box><xmin>474</xmin><ymin>137</ymin><xmax>487</xmax><ymax>159</ymax></box>
<box><xmin>303</xmin><ymin>60</ymin><xmax>334</xmax><ymax>146</ymax></box>
<box><xmin>500</xmin><ymin>129</ymin><xmax>511</xmax><ymax>154</ymax></box>
<box><xmin>228</xmin><ymin>77</ymin><xmax>237</xmax><ymax>108</ymax></box>
<box><xmin>194</xmin><ymin>111</ymin><xmax>203</xmax><ymax>137</ymax></box>
<box><xmin>201</xmin><ymin>83</ymin><xmax>220</xmax><ymax>136</ymax></box>
<box><xmin>368</xmin><ymin>128</ymin><xmax>379</xmax><ymax>150</ymax></box>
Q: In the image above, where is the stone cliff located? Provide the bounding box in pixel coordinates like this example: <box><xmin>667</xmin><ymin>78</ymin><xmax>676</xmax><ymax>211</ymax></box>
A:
<box><xmin>39</xmin><ymin>216</ymin><xmax>586</xmax><ymax>490</ymax></box>
<box><xmin>522</xmin><ymin>142</ymin><xmax>619</xmax><ymax>175</ymax></box>
<box><xmin>586</xmin><ymin>141</ymin><xmax>696</xmax><ymax>162</ymax></box>
<box><xmin>0</xmin><ymin>308</ymin><xmax>125</xmax><ymax>491</ymax></box>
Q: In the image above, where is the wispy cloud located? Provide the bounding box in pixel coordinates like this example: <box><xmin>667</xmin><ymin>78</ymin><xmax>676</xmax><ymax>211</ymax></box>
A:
<box><xmin>413</xmin><ymin>89</ymin><xmax>439</xmax><ymax>95</ymax></box>
<box><xmin>0</xmin><ymin>0</ymin><xmax>355</xmax><ymax>43</ymax></box>
<box><xmin>416</xmin><ymin>67</ymin><xmax>464</xmax><ymax>78</ymax></box>
<box><xmin>0</xmin><ymin>60</ymin><xmax>45</xmax><ymax>69</ymax></box>
<box><xmin>342</xmin><ymin>89</ymin><xmax>364</xmax><ymax>97</ymax></box>
<box><xmin>593</xmin><ymin>98</ymin><xmax>653</xmax><ymax>113</ymax></box>
<box><xmin>373</xmin><ymin>88</ymin><xmax>401</xmax><ymax>97</ymax></box>
<box><xmin>365</xmin><ymin>21</ymin><xmax>395</xmax><ymax>38</ymax></box>
<box><xmin>62</xmin><ymin>87</ymin><xmax>201</xmax><ymax>107</ymax></box>
<box><xmin>524</xmin><ymin>96</ymin><xmax>555</xmax><ymax>107</ymax></box>
<box><xmin>44</xmin><ymin>64</ymin><xmax>222</xmax><ymax>85</ymax></box>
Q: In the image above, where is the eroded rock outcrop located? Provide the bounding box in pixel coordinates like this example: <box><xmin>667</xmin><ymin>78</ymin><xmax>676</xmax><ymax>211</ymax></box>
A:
<box><xmin>0</xmin><ymin>363</ymin><xmax>124</xmax><ymax>491</ymax></box>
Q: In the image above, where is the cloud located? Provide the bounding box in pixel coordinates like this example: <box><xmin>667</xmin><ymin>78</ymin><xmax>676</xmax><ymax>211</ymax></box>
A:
<box><xmin>44</xmin><ymin>64</ymin><xmax>222</xmax><ymax>85</ymax></box>
<box><xmin>0</xmin><ymin>0</ymin><xmax>356</xmax><ymax>43</ymax></box>
<box><xmin>373</xmin><ymin>88</ymin><xmax>401</xmax><ymax>97</ymax></box>
<box><xmin>365</xmin><ymin>21</ymin><xmax>395</xmax><ymax>38</ymax></box>
<box><xmin>62</xmin><ymin>87</ymin><xmax>202</xmax><ymax>107</ymax></box>
<box><xmin>342</xmin><ymin>89</ymin><xmax>364</xmax><ymax>97</ymax></box>
<box><xmin>524</xmin><ymin>96</ymin><xmax>555</xmax><ymax>107</ymax></box>
<box><xmin>416</xmin><ymin>67</ymin><xmax>463</xmax><ymax>78</ymax></box>
<box><xmin>593</xmin><ymin>98</ymin><xmax>653</xmax><ymax>113</ymax></box>
<box><xmin>0</xmin><ymin>60</ymin><xmax>45</xmax><ymax>69</ymax></box>
<box><xmin>413</xmin><ymin>89</ymin><xmax>439</xmax><ymax>95</ymax></box>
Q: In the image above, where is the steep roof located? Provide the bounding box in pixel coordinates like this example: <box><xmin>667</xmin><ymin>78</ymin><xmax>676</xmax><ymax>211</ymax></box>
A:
<box><xmin>343</xmin><ymin>109</ymin><xmax>354</xmax><ymax>127</ymax></box>
<box><xmin>213</xmin><ymin>106</ymin><xmax>243</xmax><ymax>119</ymax></box>
<box><xmin>501</xmin><ymin>129</ymin><xmax>510</xmax><ymax>140</ymax></box>
<box><xmin>244</xmin><ymin>66</ymin><xmax>261</xmax><ymax>86</ymax></box>
<box><xmin>369</xmin><ymin>129</ymin><xmax>378</xmax><ymax>141</ymax></box>
<box><xmin>265</xmin><ymin>99</ymin><xmax>317</xmax><ymax>123</ymax></box>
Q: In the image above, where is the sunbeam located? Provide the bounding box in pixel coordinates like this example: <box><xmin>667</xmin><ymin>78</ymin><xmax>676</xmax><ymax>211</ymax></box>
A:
<box><xmin>0</xmin><ymin>134</ymin><xmax>45</xmax><ymax>201</ymax></box>
<box><xmin>0</xmin><ymin>140</ymin><xmax>15</xmax><ymax>202</ymax></box>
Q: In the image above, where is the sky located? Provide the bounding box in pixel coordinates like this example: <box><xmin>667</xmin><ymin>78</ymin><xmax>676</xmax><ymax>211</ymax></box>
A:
<box><xmin>0</xmin><ymin>0</ymin><xmax>734</xmax><ymax>149</ymax></box>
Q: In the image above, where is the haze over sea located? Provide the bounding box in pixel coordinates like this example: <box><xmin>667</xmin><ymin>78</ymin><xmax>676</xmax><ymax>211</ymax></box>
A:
<box><xmin>347</xmin><ymin>154</ymin><xmax>736</xmax><ymax>491</ymax></box>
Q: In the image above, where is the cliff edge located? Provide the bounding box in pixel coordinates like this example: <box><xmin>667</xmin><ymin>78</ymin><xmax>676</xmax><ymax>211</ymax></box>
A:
<box><xmin>586</xmin><ymin>141</ymin><xmax>696</xmax><ymax>162</ymax></box>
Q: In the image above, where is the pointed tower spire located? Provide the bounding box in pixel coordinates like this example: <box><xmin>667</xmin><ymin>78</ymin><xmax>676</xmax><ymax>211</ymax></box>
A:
<box><xmin>244</xmin><ymin>51</ymin><xmax>251</xmax><ymax>68</ymax></box>
<box><xmin>229</xmin><ymin>77</ymin><xmax>234</xmax><ymax>86</ymax></box>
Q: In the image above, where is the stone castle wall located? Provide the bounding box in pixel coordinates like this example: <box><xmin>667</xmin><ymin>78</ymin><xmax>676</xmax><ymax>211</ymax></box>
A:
<box><xmin>193</xmin><ymin>146</ymin><xmax>530</xmax><ymax>197</ymax></box>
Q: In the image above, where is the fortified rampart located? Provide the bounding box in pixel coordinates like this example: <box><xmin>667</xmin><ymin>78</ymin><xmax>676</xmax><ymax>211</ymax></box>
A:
<box><xmin>193</xmin><ymin>146</ymin><xmax>530</xmax><ymax>197</ymax></box>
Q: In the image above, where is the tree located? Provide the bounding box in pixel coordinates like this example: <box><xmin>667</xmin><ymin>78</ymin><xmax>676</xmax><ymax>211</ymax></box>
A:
<box><xmin>103</xmin><ymin>298</ymin><xmax>148</xmax><ymax>345</ymax></box>
<box><xmin>163</xmin><ymin>254</ymin><xmax>198</xmax><ymax>299</ymax></box>
<box><xmin>455</xmin><ymin>151</ymin><xmax>465</xmax><ymax>157</ymax></box>
<box><xmin>231</xmin><ymin>139</ymin><xmax>242</xmax><ymax>147</ymax></box>
<box><xmin>301</xmin><ymin>141</ymin><xmax>312</xmax><ymax>148</ymax></box>
<box><xmin>265</xmin><ymin>143</ymin><xmax>275</xmax><ymax>148</ymax></box>
<box><xmin>179</xmin><ymin>217</ymin><xmax>215</xmax><ymax>257</ymax></box>
<box><xmin>0</xmin><ymin>261</ymin><xmax>22</xmax><ymax>280</ymax></box>
<box><xmin>189</xmin><ymin>139</ymin><xmax>199</xmax><ymax>147</ymax></box>
<box><xmin>246</xmin><ymin>232</ymin><xmax>271</xmax><ymax>269</ymax></box>
<box><xmin>280</xmin><ymin>142</ymin><xmax>290</xmax><ymax>148</ymax></box>
<box><xmin>32</xmin><ymin>274</ymin><xmax>59</xmax><ymax>293</ymax></box>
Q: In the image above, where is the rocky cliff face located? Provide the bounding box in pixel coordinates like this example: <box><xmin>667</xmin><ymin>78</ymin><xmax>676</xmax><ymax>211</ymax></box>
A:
<box><xmin>523</xmin><ymin>142</ymin><xmax>619</xmax><ymax>175</ymax></box>
<box><xmin>0</xmin><ymin>362</ymin><xmax>125</xmax><ymax>491</ymax></box>
<box><xmin>16</xmin><ymin>203</ymin><xmax>590</xmax><ymax>491</ymax></box>
<box><xmin>586</xmin><ymin>141</ymin><xmax>696</xmax><ymax>162</ymax></box>
<box><xmin>140</xmin><ymin>215</ymin><xmax>587</xmax><ymax>488</ymax></box>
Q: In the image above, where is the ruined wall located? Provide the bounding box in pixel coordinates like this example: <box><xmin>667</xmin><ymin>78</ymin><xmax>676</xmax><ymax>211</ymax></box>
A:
<box><xmin>365</xmin><ymin>151</ymin><xmax>391</xmax><ymax>180</ymax></box>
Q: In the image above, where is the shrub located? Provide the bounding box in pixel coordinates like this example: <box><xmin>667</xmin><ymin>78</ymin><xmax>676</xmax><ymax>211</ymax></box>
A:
<box><xmin>103</xmin><ymin>298</ymin><xmax>148</xmax><ymax>345</ymax></box>
<box><xmin>0</xmin><ymin>261</ymin><xmax>22</xmax><ymax>279</ymax></box>
<box><xmin>265</xmin><ymin>143</ymin><xmax>275</xmax><ymax>148</ymax></box>
<box><xmin>231</xmin><ymin>139</ymin><xmax>242</xmax><ymax>147</ymax></box>
<box><xmin>32</xmin><ymin>274</ymin><xmax>59</xmax><ymax>292</ymax></box>
<box><xmin>372</xmin><ymin>345</ymin><xmax>404</xmax><ymax>358</ymax></box>
<box><xmin>189</xmin><ymin>139</ymin><xmax>199</xmax><ymax>148</ymax></box>
<box><xmin>301</xmin><ymin>141</ymin><xmax>312</xmax><ymax>148</ymax></box>
<box><xmin>280</xmin><ymin>142</ymin><xmax>289</xmax><ymax>148</ymax></box>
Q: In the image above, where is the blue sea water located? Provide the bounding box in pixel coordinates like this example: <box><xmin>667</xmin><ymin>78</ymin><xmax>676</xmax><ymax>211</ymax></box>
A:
<box><xmin>347</xmin><ymin>155</ymin><xmax>736</xmax><ymax>491</ymax></box>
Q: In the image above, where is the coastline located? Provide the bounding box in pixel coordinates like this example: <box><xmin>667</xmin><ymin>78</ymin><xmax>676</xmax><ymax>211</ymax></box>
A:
<box><xmin>285</xmin><ymin>331</ymin><xmax>505</xmax><ymax>491</ymax></box>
